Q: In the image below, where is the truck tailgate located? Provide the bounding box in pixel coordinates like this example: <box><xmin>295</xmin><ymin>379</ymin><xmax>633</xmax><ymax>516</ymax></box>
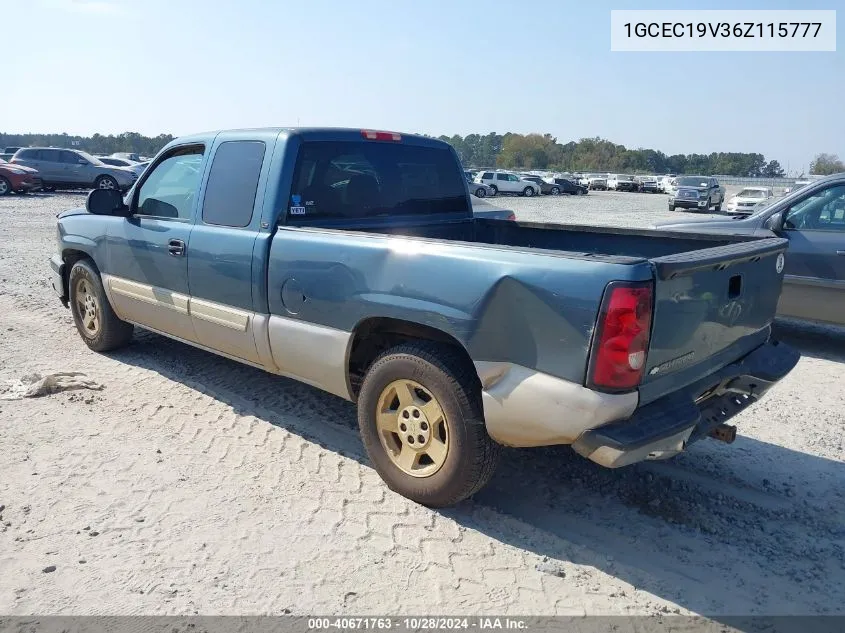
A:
<box><xmin>642</xmin><ymin>237</ymin><xmax>788</xmax><ymax>397</ymax></box>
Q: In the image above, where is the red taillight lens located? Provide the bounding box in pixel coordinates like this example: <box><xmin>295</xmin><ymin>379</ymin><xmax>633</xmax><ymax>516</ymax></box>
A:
<box><xmin>589</xmin><ymin>282</ymin><xmax>653</xmax><ymax>391</ymax></box>
<box><xmin>361</xmin><ymin>129</ymin><xmax>402</xmax><ymax>142</ymax></box>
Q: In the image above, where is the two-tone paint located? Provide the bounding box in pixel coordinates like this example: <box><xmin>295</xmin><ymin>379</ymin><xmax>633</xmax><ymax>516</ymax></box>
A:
<box><xmin>51</xmin><ymin>127</ymin><xmax>799</xmax><ymax>466</ymax></box>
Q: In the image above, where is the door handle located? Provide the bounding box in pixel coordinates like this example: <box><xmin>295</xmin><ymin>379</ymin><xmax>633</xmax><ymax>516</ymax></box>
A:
<box><xmin>168</xmin><ymin>239</ymin><xmax>186</xmax><ymax>257</ymax></box>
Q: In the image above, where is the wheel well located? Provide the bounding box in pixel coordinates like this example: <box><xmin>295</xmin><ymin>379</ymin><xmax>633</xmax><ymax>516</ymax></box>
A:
<box><xmin>347</xmin><ymin>317</ymin><xmax>476</xmax><ymax>398</ymax></box>
<box><xmin>61</xmin><ymin>250</ymin><xmax>96</xmax><ymax>300</ymax></box>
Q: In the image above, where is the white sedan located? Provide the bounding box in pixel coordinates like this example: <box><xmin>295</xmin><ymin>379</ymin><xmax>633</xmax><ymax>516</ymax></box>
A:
<box><xmin>725</xmin><ymin>187</ymin><xmax>774</xmax><ymax>214</ymax></box>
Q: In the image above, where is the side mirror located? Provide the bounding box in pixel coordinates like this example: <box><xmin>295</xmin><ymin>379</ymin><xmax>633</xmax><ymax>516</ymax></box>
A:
<box><xmin>86</xmin><ymin>188</ymin><xmax>129</xmax><ymax>216</ymax></box>
<box><xmin>764</xmin><ymin>213</ymin><xmax>783</xmax><ymax>232</ymax></box>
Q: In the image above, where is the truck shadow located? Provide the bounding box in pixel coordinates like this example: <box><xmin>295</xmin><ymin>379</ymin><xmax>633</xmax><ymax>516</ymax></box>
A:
<box><xmin>109</xmin><ymin>327</ymin><xmax>843</xmax><ymax>623</ymax></box>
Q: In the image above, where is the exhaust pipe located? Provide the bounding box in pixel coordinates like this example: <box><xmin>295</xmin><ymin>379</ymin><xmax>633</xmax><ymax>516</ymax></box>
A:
<box><xmin>709</xmin><ymin>423</ymin><xmax>737</xmax><ymax>444</ymax></box>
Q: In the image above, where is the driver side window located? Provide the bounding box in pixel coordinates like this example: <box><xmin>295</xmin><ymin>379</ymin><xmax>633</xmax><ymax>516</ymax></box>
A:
<box><xmin>784</xmin><ymin>185</ymin><xmax>845</xmax><ymax>232</ymax></box>
<box><xmin>136</xmin><ymin>146</ymin><xmax>205</xmax><ymax>220</ymax></box>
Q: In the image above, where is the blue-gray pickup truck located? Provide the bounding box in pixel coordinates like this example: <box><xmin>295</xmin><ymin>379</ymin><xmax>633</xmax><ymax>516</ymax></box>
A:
<box><xmin>49</xmin><ymin>128</ymin><xmax>799</xmax><ymax>507</ymax></box>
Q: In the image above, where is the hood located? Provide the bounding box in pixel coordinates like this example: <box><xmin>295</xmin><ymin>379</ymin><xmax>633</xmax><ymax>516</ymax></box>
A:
<box><xmin>676</xmin><ymin>185</ymin><xmax>708</xmax><ymax>193</ymax></box>
<box><xmin>731</xmin><ymin>195</ymin><xmax>767</xmax><ymax>203</ymax></box>
<box><xmin>57</xmin><ymin>207</ymin><xmax>88</xmax><ymax>219</ymax></box>
<box><xmin>102</xmin><ymin>165</ymin><xmax>137</xmax><ymax>180</ymax></box>
<box><xmin>2</xmin><ymin>163</ymin><xmax>38</xmax><ymax>174</ymax></box>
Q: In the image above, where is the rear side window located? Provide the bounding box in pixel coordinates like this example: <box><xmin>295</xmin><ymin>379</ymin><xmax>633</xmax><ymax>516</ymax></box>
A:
<box><xmin>40</xmin><ymin>149</ymin><xmax>61</xmax><ymax>162</ymax></box>
<box><xmin>16</xmin><ymin>149</ymin><xmax>38</xmax><ymax>160</ymax></box>
<box><xmin>288</xmin><ymin>140</ymin><xmax>468</xmax><ymax>222</ymax></box>
<box><xmin>202</xmin><ymin>141</ymin><xmax>266</xmax><ymax>227</ymax></box>
<box><xmin>481</xmin><ymin>172</ymin><xmax>494</xmax><ymax>179</ymax></box>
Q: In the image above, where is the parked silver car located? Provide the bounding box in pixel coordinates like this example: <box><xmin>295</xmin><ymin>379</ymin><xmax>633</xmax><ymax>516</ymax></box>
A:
<box><xmin>97</xmin><ymin>156</ymin><xmax>150</xmax><ymax>178</ymax></box>
<box><xmin>11</xmin><ymin>148</ymin><xmax>137</xmax><ymax>192</ymax></box>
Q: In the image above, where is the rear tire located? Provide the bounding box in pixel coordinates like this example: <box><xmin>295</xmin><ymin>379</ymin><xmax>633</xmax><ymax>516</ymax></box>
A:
<box><xmin>489</xmin><ymin>185</ymin><xmax>498</xmax><ymax>196</ymax></box>
<box><xmin>357</xmin><ymin>341</ymin><xmax>500</xmax><ymax>507</ymax></box>
<box><xmin>550</xmin><ymin>186</ymin><xmax>560</xmax><ymax>195</ymax></box>
<box><xmin>669</xmin><ymin>203</ymin><xmax>676</xmax><ymax>211</ymax></box>
<box><xmin>0</xmin><ymin>177</ymin><xmax>10</xmax><ymax>196</ymax></box>
<box><xmin>68</xmin><ymin>259</ymin><xmax>134</xmax><ymax>352</ymax></box>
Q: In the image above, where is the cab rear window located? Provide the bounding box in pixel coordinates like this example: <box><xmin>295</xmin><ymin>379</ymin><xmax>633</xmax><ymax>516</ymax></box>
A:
<box><xmin>287</xmin><ymin>141</ymin><xmax>468</xmax><ymax>222</ymax></box>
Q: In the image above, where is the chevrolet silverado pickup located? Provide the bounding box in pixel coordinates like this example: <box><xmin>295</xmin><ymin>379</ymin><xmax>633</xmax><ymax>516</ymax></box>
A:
<box><xmin>49</xmin><ymin>127</ymin><xmax>799</xmax><ymax>507</ymax></box>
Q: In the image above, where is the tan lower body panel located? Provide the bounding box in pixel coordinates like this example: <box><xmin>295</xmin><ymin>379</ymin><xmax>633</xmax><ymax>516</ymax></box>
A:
<box><xmin>475</xmin><ymin>361</ymin><xmax>638</xmax><ymax>447</ymax></box>
<box><xmin>190</xmin><ymin>296</ymin><xmax>260</xmax><ymax>364</ymax></box>
<box><xmin>267</xmin><ymin>315</ymin><xmax>352</xmax><ymax>401</ymax></box>
<box><xmin>100</xmin><ymin>275</ymin><xmax>352</xmax><ymax>399</ymax></box>
<box><xmin>102</xmin><ymin>273</ymin><xmax>198</xmax><ymax>343</ymax></box>
<box><xmin>779</xmin><ymin>276</ymin><xmax>845</xmax><ymax>326</ymax></box>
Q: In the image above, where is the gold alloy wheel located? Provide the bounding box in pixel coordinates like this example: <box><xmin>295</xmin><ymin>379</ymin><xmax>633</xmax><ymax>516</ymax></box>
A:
<box><xmin>376</xmin><ymin>379</ymin><xmax>450</xmax><ymax>478</ymax></box>
<box><xmin>75</xmin><ymin>278</ymin><xmax>101</xmax><ymax>337</ymax></box>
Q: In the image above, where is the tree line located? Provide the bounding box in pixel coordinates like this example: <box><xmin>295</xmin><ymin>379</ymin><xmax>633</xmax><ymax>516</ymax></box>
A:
<box><xmin>2</xmin><ymin>130</ymin><xmax>840</xmax><ymax>178</ymax></box>
<box><xmin>436</xmin><ymin>132</ymin><xmax>791</xmax><ymax>177</ymax></box>
<box><xmin>0</xmin><ymin>132</ymin><xmax>174</xmax><ymax>158</ymax></box>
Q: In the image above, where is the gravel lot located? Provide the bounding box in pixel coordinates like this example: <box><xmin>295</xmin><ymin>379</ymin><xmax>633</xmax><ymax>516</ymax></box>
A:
<box><xmin>1</xmin><ymin>191</ymin><xmax>843</xmax><ymax>618</ymax></box>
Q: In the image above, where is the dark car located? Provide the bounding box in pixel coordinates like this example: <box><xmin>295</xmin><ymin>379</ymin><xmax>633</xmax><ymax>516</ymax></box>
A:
<box><xmin>520</xmin><ymin>176</ymin><xmax>565</xmax><ymax>195</ymax></box>
<box><xmin>669</xmin><ymin>175</ymin><xmax>725</xmax><ymax>212</ymax></box>
<box><xmin>656</xmin><ymin>172</ymin><xmax>845</xmax><ymax>326</ymax></box>
<box><xmin>553</xmin><ymin>178</ymin><xmax>588</xmax><ymax>195</ymax></box>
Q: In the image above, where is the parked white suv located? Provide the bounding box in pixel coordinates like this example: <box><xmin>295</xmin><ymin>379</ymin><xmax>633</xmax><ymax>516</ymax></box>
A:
<box><xmin>476</xmin><ymin>171</ymin><xmax>541</xmax><ymax>197</ymax></box>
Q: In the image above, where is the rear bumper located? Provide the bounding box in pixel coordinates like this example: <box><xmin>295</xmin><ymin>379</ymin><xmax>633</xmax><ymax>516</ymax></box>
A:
<box><xmin>49</xmin><ymin>254</ymin><xmax>67</xmax><ymax>307</ymax></box>
<box><xmin>571</xmin><ymin>339</ymin><xmax>799</xmax><ymax>468</ymax></box>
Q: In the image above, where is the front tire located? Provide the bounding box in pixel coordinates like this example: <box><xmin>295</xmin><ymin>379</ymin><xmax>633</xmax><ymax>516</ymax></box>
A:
<box><xmin>68</xmin><ymin>259</ymin><xmax>134</xmax><ymax>352</ymax></box>
<box><xmin>522</xmin><ymin>186</ymin><xmax>534</xmax><ymax>197</ymax></box>
<box><xmin>357</xmin><ymin>342</ymin><xmax>500</xmax><ymax>507</ymax></box>
<box><xmin>669</xmin><ymin>203</ymin><xmax>676</xmax><ymax>211</ymax></box>
<box><xmin>714</xmin><ymin>198</ymin><xmax>722</xmax><ymax>212</ymax></box>
<box><xmin>94</xmin><ymin>175</ymin><xmax>119</xmax><ymax>190</ymax></box>
<box><xmin>474</xmin><ymin>187</ymin><xmax>486</xmax><ymax>198</ymax></box>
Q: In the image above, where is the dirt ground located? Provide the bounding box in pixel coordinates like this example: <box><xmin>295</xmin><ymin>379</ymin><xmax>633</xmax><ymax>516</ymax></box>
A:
<box><xmin>0</xmin><ymin>192</ymin><xmax>843</xmax><ymax>617</ymax></box>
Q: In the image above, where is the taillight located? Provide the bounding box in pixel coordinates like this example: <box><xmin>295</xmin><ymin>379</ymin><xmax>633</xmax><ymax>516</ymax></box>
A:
<box><xmin>588</xmin><ymin>282</ymin><xmax>654</xmax><ymax>392</ymax></box>
<box><xmin>361</xmin><ymin>129</ymin><xmax>402</xmax><ymax>142</ymax></box>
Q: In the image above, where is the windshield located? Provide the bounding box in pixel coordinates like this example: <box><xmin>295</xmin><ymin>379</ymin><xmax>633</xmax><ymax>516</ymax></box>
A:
<box><xmin>77</xmin><ymin>151</ymin><xmax>104</xmax><ymax>166</ymax></box>
<box><xmin>737</xmin><ymin>188</ymin><xmax>767</xmax><ymax>198</ymax></box>
<box><xmin>676</xmin><ymin>176</ymin><xmax>708</xmax><ymax>187</ymax></box>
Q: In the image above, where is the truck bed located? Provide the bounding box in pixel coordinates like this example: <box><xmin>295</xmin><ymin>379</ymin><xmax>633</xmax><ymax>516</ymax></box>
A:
<box><xmin>270</xmin><ymin>216</ymin><xmax>788</xmax><ymax>406</ymax></box>
<box><xmin>355</xmin><ymin>216</ymin><xmax>769</xmax><ymax>264</ymax></box>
